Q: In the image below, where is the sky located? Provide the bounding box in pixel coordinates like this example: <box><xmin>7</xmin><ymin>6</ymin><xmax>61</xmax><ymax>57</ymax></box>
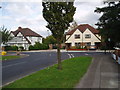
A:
<box><xmin>0</xmin><ymin>0</ymin><xmax>106</xmax><ymax>38</ymax></box>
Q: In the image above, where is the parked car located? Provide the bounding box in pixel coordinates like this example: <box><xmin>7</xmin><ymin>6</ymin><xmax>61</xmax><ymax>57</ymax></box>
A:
<box><xmin>89</xmin><ymin>45</ymin><xmax>96</xmax><ymax>50</ymax></box>
<box><xmin>112</xmin><ymin>48</ymin><xmax>120</xmax><ymax>64</ymax></box>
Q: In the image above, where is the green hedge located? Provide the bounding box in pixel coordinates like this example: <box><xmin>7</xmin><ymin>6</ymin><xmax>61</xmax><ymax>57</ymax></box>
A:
<box><xmin>5</xmin><ymin>46</ymin><xmax>18</xmax><ymax>51</ymax></box>
<box><xmin>29</xmin><ymin>42</ymin><xmax>49</xmax><ymax>50</ymax></box>
<box><xmin>19</xmin><ymin>46</ymin><xmax>24</xmax><ymax>51</ymax></box>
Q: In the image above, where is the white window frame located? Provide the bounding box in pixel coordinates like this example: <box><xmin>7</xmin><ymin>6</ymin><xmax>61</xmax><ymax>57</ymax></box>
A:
<box><xmin>85</xmin><ymin>34</ymin><xmax>91</xmax><ymax>38</ymax></box>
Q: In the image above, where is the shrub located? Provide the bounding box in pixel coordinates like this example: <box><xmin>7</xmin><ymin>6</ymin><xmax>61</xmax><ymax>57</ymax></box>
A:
<box><xmin>29</xmin><ymin>45</ymin><xmax>34</xmax><ymax>50</ymax></box>
<box><xmin>11</xmin><ymin>46</ymin><xmax>18</xmax><ymax>51</ymax></box>
<box><xmin>29</xmin><ymin>42</ymin><xmax>49</xmax><ymax>50</ymax></box>
<box><xmin>4</xmin><ymin>46</ymin><xmax>11</xmax><ymax>51</ymax></box>
<box><xmin>4</xmin><ymin>46</ymin><xmax>18</xmax><ymax>51</ymax></box>
<box><xmin>19</xmin><ymin>46</ymin><xmax>24</xmax><ymax>51</ymax></box>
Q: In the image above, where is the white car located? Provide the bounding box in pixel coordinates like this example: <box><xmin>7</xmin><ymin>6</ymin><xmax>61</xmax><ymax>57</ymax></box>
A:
<box><xmin>89</xmin><ymin>45</ymin><xmax>96</xmax><ymax>50</ymax></box>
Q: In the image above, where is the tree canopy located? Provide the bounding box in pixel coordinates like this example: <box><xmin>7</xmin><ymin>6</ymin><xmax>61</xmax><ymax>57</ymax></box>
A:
<box><xmin>95</xmin><ymin>1</ymin><xmax>120</xmax><ymax>47</ymax></box>
<box><xmin>0</xmin><ymin>26</ymin><xmax>12</xmax><ymax>44</ymax></box>
<box><xmin>42</xmin><ymin>1</ymin><xmax>76</xmax><ymax>69</ymax></box>
<box><xmin>42</xmin><ymin>2</ymin><xmax>76</xmax><ymax>42</ymax></box>
<box><xmin>43</xmin><ymin>35</ymin><xmax>57</xmax><ymax>45</ymax></box>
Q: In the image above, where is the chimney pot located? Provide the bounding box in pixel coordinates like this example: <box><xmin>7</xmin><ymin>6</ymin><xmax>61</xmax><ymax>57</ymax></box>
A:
<box><xmin>18</xmin><ymin>27</ymin><xmax>22</xmax><ymax>29</ymax></box>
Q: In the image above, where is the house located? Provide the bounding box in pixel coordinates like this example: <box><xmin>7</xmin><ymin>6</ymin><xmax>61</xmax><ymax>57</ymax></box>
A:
<box><xmin>7</xmin><ymin>27</ymin><xmax>42</xmax><ymax>50</ymax></box>
<box><xmin>65</xmin><ymin>24</ymin><xmax>101</xmax><ymax>49</ymax></box>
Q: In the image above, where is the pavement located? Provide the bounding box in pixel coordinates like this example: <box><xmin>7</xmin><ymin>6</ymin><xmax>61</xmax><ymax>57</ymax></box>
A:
<box><xmin>75</xmin><ymin>53</ymin><xmax>120</xmax><ymax>88</ymax></box>
<box><xmin>22</xmin><ymin>49</ymin><xmax>114</xmax><ymax>52</ymax></box>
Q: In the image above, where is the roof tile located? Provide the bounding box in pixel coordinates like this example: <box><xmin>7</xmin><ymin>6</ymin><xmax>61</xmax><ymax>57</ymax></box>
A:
<box><xmin>67</xmin><ymin>24</ymin><xmax>99</xmax><ymax>35</ymax></box>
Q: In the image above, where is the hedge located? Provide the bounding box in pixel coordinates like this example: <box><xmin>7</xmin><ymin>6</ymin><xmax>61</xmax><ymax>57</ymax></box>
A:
<box><xmin>5</xmin><ymin>46</ymin><xmax>18</xmax><ymax>51</ymax></box>
<box><xmin>29</xmin><ymin>42</ymin><xmax>49</xmax><ymax>50</ymax></box>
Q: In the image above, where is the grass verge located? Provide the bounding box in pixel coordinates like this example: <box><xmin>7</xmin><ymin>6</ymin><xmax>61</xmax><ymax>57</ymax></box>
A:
<box><xmin>3</xmin><ymin>56</ymin><xmax>92</xmax><ymax>88</ymax></box>
<box><xmin>0</xmin><ymin>55</ymin><xmax>21</xmax><ymax>61</ymax></box>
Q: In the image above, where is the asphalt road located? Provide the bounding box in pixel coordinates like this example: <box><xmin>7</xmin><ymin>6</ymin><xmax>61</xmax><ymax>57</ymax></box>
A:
<box><xmin>2</xmin><ymin>52</ymin><xmax>107</xmax><ymax>86</ymax></box>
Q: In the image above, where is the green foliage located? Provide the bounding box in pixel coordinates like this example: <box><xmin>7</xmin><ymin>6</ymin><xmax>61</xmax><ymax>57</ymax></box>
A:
<box><xmin>29</xmin><ymin>45</ymin><xmax>35</xmax><ymax>50</ymax></box>
<box><xmin>19</xmin><ymin>46</ymin><xmax>24</xmax><ymax>51</ymax></box>
<box><xmin>0</xmin><ymin>26</ymin><xmax>13</xmax><ymax>44</ymax></box>
<box><xmin>42</xmin><ymin>1</ymin><xmax>76</xmax><ymax>69</ymax></box>
<box><xmin>4</xmin><ymin>46</ymin><xmax>18</xmax><ymax>51</ymax></box>
<box><xmin>42</xmin><ymin>2</ymin><xmax>76</xmax><ymax>42</ymax></box>
<box><xmin>29</xmin><ymin>42</ymin><xmax>49</xmax><ymax>50</ymax></box>
<box><xmin>4</xmin><ymin>56</ymin><xmax>92</xmax><ymax>88</ymax></box>
<box><xmin>95</xmin><ymin>1</ymin><xmax>120</xmax><ymax>46</ymax></box>
<box><xmin>43</xmin><ymin>35</ymin><xmax>57</xmax><ymax>44</ymax></box>
<box><xmin>1</xmin><ymin>56</ymin><xmax>21</xmax><ymax>61</ymax></box>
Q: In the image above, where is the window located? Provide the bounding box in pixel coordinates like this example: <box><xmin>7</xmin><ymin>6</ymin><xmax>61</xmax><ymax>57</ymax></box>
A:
<box><xmin>75</xmin><ymin>42</ymin><xmax>81</xmax><ymax>47</ymax></box>
<box><xmin>85</xmin><ymin>34</ymin><xmax>91</xmax><ymax>38</ymax></box>
<box><xmin>86</xmin><ymin>42</ymin><xmax>91</xmax><ymax>46</ymax></box>
<box><xmin>75</xmin><ymin>34</ymin><xmax>80</xmax><ymax>39</ymax></box>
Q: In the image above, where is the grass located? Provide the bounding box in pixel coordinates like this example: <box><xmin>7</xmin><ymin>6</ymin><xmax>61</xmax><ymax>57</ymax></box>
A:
<box><xmin>0</xmin><ymin>55</ymin><xmax>21</xmax><ymax>61</ymax></box>
<box><xmin>3</xmin><ymin>56</ymin><xmax>92</xmax><ymax>88</ymax></box>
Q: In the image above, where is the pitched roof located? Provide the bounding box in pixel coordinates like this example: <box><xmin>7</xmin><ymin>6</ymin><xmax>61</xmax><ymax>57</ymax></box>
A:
<box><xmin>66</xmin><ymin>24</ymin><xmax>99</xmax><ymax>35</ymax></box>
<box><xmin>12</xmin><ymin>27</ymin><xmax>42</xmax><ymax>37</ymax></box>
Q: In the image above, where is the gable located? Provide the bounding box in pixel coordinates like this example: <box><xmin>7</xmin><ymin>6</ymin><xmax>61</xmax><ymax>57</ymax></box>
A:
<box><xmin>66</xmin><ymin>24</ymin><xmax>99</xmax><ymax>35</ymax></box>
<box><xmin>10</xmin><ymin>32</ymin><xmax>15</xmax><ymax>37</ymax></box>
<box><xmin>17</xmin><ymin>32</ymin><xmax>24</xmax><ymax>37</ymax></box>
<box><xmin>83</xmin><ymin>28</ymin><xmax>101</xmax><ymax>42</ymax></box>
<box><xmin>65</xmin><ymin>29</ymin><xmax>83</xmax><ymax>43</ymax></box>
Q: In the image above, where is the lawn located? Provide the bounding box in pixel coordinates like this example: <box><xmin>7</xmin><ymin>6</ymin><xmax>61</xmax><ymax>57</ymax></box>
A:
<box><xmin>3</xmin><ymin>56</ymin><xmax>92</xmax><ymax>88</ymax></box>
<box><xmin>0</xmin><ymin>55</ymin><xmax>21</xmax><ymax>61</ymax></box>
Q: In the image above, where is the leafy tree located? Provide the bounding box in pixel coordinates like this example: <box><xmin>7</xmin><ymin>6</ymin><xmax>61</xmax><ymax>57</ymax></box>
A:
<box><xmin>43</xmin><ymin>35</ymin><xmax>57</xmax><ymax>45</ymax></box>
<box><xmin>0</xmin><ymin>26</ymin><xmax>12</xmax><ymax>44</ymax></box>
<box><xmin>42</xmin><ymin>1</ymin><xmax>76</xmax><ymax>69</ymax></box>
<box><xmin>95</xmin><ymin>1</ymin><xmax>120</xmax><ymax>48</ymax></box>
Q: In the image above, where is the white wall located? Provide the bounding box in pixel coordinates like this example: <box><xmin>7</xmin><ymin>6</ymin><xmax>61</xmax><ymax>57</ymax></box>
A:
<box><xmin>26</xmin><ymin>36</ymin><xmax>42</xmax><ymax>45</ymax></box>
<box><xmin>65</xmin><ymin>28</ymin><xmax>101</xmax><ymax>46</ymax></box>
<box><xmin>83</xmin><ymin>29</ymin><xmax>101</xmax><ymax>45</ymax></box>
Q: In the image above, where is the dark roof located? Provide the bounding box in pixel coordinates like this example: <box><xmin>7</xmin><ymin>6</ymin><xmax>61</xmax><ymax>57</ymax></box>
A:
<box><xmin>66</xmin><ymin>24</ymin><xmax>99</xmax><ymax>35</ymax></box>
<box><xmin>12</xmin><ymin>27</ymin><xmax>42</xmax><ymax>37</ymax></box>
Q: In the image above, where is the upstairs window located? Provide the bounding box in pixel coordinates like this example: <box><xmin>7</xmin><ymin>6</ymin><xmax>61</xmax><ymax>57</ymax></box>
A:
<box><xmin>75</xmin><ymin>34</ymin><xmax>80</xmax><ymax>39</ymax></box>
<box><xmin>85</xmin><ymin>34</ymin><xmax>91</xmax><ymax>38</ymax></box>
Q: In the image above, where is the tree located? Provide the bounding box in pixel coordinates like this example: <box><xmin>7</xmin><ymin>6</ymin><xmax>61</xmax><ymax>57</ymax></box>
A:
<box><xmin>0</xmin><ymin>26</ymin><xmax>12</xmax><ymax>44</ymax></box>
<box><xmin>95</xmin><ymin>1</ymin><xmax>120</xmax><ymax>48</ymax></box>
<box><xmin>43</xmin><ymin>35</ymin><xmax>57</xmax><ymax>45</ymax></box>
<box><xmin>42</xmin><ymin>1</ymin><xmax>76</xmax><ymax>69</ymax></box>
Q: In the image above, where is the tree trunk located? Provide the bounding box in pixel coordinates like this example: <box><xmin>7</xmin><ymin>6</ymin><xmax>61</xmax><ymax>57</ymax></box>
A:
<box><xmin>57</xmin><ymin>43</ymin><xmax>62</xmax><ymax>70</ymax></box>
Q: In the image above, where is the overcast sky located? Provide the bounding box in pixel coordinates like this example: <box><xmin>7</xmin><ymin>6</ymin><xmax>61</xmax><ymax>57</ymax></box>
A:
<box><xmin>0</xmin><ymin>0</ymin><xmax>106</xmax><ymax>38</ymax></box>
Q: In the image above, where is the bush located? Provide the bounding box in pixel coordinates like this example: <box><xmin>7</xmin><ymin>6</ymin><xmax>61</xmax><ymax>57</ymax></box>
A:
<box><xmin>29</xmin><ymin>45</ymin><xmax>34</xmax><ymax>50</ymax></box>
<box><xmin>29</xmin><ymin>42</ymin><xmax>49</xmax><ymax>50</ymax></box>
<box><xmin>4</xmin><ymin>46</ymin><xmax>18</xmax><ymax>51</ymax></box>
<box><xmin>4</xmin><ymin>46</ymin><xmax>11</xmax><ymax>51</ymax></box>
<box><xmin>11</xmin><ymin>46</ymin><xmax>18</xmax><ymax>51</ymax></box>
<box><xmin>19</xmin><ymin>46</ymin><xmax>24</xmax><ymax>51</ymax></box>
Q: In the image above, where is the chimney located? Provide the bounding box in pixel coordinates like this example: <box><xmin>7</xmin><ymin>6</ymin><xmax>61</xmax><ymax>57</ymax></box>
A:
<box><xmin>18</xmin><ymin>27</ymin><xmax>22</xmax><ymax>29</ymax></box>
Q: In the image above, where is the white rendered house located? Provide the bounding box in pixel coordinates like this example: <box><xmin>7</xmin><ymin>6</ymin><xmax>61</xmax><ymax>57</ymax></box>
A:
<box><xmin>65</xmin><ymin>24</ymin><xmax>101</xmax><ymax>49</ymax></box>
<box><xmin>7</xmin><ymin>27</ymin><xmax>42</xmax><ymax>50</ymax></box>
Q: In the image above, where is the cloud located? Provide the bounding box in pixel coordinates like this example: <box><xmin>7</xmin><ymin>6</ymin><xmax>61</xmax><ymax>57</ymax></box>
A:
<box><xmin>74</xmin><ymin>1</ymin><xmax>104</xmax><ymax>27</ymax></box>
<box><xmin>1</xmin><ymin>1</ymin><xmax>105</xmax><ymax>37</ymax></box>
<box><xmin>5</xmin><ymin>3</ymin><xmax>34</xmax><ymax>16</ymax></box>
